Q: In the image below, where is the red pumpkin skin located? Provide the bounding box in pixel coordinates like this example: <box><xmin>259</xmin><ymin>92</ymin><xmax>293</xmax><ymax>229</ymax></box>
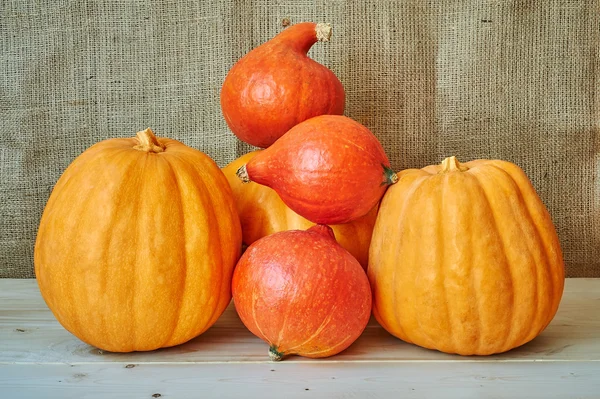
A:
<box><xmin>238</xmin><ymin>115</ymin><xmax>397</xmax><ymax>225</ymax></box>
<box><xmin>220</xmin><ymin>22</ymin><xmax>345</xmax><ymax>148</ymax></box>
<box><xmin>232</xmin><ymin>225</ymin><xmax>372</xmax><ymax>361</ymax></box>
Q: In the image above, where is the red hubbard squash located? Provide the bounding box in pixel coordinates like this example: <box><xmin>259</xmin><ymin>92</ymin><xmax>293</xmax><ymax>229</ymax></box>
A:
<box><xmin>222</xmin><ymin>150</ymin><xmax>377</xmax><ymax>269</ymax></box>
<box><xmin>220</xmin><ymin>22</ymin><xmax>345</xmax><ymax>148</ymax></box>
<box><xmin>368</xmin><ymin>156</ymin><xmax>565</xmax><ymax>355</ymax></box>
<box><xmin>232</xmin><ymin>225</ymin><xmax>371</xmax><ymax>361</ymax></box>
<box><xmin>237</xmin><ymin>115</ymin><xmax>397</xmax><ymax>224</ymax></box>
<box><xmin>34</xmin><ymin>128</ymin><xmax>242</xmax><ymax>352</ymax></box>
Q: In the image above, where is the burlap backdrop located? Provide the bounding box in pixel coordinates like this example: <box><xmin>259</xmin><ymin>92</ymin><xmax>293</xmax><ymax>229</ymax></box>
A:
<box><xmin>1</xmin><ymin>1</ymin><xmax>598</xmax><ymax>278</ymax></box>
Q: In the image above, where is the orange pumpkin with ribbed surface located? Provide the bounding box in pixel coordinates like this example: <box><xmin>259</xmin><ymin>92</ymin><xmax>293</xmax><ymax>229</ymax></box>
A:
<box><xmin>223</xmin><ymin>150</ymin><xmax>377</xmax><ymax>269</ymax></box>
<box><xmin>34</xmin><ymin>128</ymin><xmax>242</xmax><ymax>352</ymax></box>
<box><xmin>368</xmin><ymin>156</ymin><xmax>565</xmax><ymax>356</ymax></box>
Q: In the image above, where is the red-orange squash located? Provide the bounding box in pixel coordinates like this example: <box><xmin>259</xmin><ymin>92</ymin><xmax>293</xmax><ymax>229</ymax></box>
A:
<box><xmin>220</xmin><ymin>22</ymin><xmax>345</xmax><ymax>148</ymax></box>
<box><xmin>368</xmin><ymin>156</ymin><xmax>565</xmax><ymax>355</ymax></box>
<box><xmin>34</xmin><ymin>128</ymin><xmax>242</xmax><ymax>352</ymax></box>
<box><xmin>237</xmin><ymin>115</ymin><xmax>397</xmax><ymax>225</ymax></box>
<box><xmin>232</xmin><ymin>225</ymin><xmax>372</xmax><ymax>360</ymax></box>
<box><xmin>222</xmin><ymin>150</ymin><xmax>377</xmax><ymax>269</ymax></box>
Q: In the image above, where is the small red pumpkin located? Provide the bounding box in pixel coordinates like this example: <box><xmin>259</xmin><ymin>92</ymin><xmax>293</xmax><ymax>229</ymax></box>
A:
<box><xmin>232</xmin><ymin>225</ymin><xmax>372</xmax><ymax>361</ymax></box>
<box><xmin>237</xmin><ymin>115</ymin><xmax>397</xmax><ymax>224</ymax></box>
<box><xmin>220</xmin><ymin>22</ymin><xmax>345</xmax><ymax>148</ymax></box>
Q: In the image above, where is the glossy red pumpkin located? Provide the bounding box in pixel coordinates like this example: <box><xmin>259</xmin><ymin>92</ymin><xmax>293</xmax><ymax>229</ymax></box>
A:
<box><xmin>237</xmin><ymin>115</ymin><xmax>397</xmax><ymax>224</ymax></box>
<box><xmin>221</xmin><ymin>22</ymin><xmax>345</xmax><ymax>148</ymax></box>
<box><xmin>232</xmin><ymin>225</ymin><xmax>372</xmax><ymax>360</ymax></box>
<box><xmin>222</xmin><ymin>150</ymin><xmax>378</xmax><ymax>269</ymax></box>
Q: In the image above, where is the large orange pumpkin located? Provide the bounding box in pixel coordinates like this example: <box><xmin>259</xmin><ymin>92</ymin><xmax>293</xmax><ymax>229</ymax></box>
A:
<box><xmin>368</xmin><ymin>156</ymin><xmax>565</xmax><ymax>355</ymax></box>
<box><xmin>34</xmin><ymin>128</ymin><xmax>242</xmax><ymax>352</ymax></box>
<box><xmin>223</xmin><ymin>151</ymin><xmax>377</xmax><ymax>269</ymax></box>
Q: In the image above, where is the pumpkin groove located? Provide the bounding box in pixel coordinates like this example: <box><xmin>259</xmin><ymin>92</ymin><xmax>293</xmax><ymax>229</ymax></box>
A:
<box><xmin>162</xmin><ymin>159</ymin><xmax>189</xmax><ymax>347</ymax></box>
<box><xmin>468</xmin><ymin>169</ymin><xmax>514</xmax><ymax>352</ymax></box>
<box><xmin>471</xmin><ymin>166</ymin><xmax>543</xmax><ymax>350</ymax></box>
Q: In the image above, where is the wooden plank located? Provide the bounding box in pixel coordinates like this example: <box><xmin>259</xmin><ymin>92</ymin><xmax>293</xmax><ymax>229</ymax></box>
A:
<box><xmin>1</xmin><ymin>362</ymin><xmax>599</xmax><ymax>399</ymax></box>
<box><xmin>1</xmin><ymin>279</ymin><xmax>599</xmax><ymax>365</ymax></box>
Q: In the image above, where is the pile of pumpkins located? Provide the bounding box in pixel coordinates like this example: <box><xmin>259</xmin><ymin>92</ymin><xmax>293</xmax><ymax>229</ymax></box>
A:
<box><xmin>34</xmin><ymin>22</ymin><xmax>565</xmax><ymax>359</ymax></box>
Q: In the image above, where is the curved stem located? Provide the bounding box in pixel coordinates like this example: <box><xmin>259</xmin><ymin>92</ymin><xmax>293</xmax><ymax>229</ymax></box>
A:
<box><xmin>277</xmin><ymin>22</ymin><xmax>332</xmax><ymax>53</ymax></box>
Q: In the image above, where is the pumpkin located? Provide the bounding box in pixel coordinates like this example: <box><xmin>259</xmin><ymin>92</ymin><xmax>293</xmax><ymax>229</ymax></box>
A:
<box><xmin>34</xmin><ymin>128</ymin><xmax>242</xmax><ymax>352</ymax></box>
<box><xmin>232</xmin><ymin>225</ymin><xmax>372</xmax><ymax>360</ymax></box>
<box><xmin>220</xmin><ymin>22</ymin><xmax>345</xmax><ymax>148</ymax></box>
<box><xmin>237</xmin><ymin>115</ymin><xmax>397</xmax><ymax>225</ymax></box>
<box><xmin>222</xmin><ymin>150</ymin><xmax>377</xmax><ymax>269</ymax></box>
<box><xmin>368</xmin><ymin>156</ymin><xmax>565</xmax><ymax>355</ymax></box>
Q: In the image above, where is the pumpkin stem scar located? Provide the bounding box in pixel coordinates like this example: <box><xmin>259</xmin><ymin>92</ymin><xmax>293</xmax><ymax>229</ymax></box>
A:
<box><xmin>236</xmin><ymin>164</ymin><xmax>251</xmax><ymax>183</ymax></box>
<box><xmin>315</xmin><ymin>23</ymin><xmax>332</xmax><ymax>42</ymax></box>
<box><xmin>133</xmin><ymin>128</ymin><xmax>166</xmax><ymax>153</ymax></box>
<box><xmin>382</xmin><ymin>165</ymin><xmax>399</xmax><ymax>186</ymax></box>
<box><xmin>269</xmin><ymin>345</ymin><xmax>285</xmax><ymax>361</ymax></box>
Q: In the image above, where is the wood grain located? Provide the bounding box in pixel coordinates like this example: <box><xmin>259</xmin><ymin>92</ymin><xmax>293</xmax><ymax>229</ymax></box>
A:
<box><xmin>0</xmin><ymin>278</ymin><xmax>599</xmax><ymax>398</ymax></box>
<box><xmin>2</xmin><ymin>362</ymin><xmax>600</xmax><ymax>399</ymax></box>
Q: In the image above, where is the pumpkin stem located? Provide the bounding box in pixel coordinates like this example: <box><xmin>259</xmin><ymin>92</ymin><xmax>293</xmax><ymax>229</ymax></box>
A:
<box><xmin>236</xmin><ymin>164</ymin><xmax>251</xmax><ymax>183</ymax></box>
<box><xmin>315</xmin><ymin>23</ymin><xmax>332</xmax><ymax>42</ymax></box>
<box><xmin>382</xmin><ymin>165</ymin><xmax>399</xmax><ymax>186</ymax></box>
<box><xmin>278</xmin><ymin>22</ymin><xmax>332</xmax><ymax>53</ymax></box>
<box><xmin>134</xmin><ymin>128</ymin><xmax>166</xmax><ymax>153</ymax></box>
<box><xmin>440</xmin><ymin>156</ymin><xmax>469</xmax><ymax>173</ymax></box>
<box><xmin>268</xmin><ymin>345</ymin><xmax>285</xmax><ymax>362</ymax></box>
<box><xmin>308</xmin><ymin>224</ymin><xmax>336</xmax><ymax>240</ymax></box>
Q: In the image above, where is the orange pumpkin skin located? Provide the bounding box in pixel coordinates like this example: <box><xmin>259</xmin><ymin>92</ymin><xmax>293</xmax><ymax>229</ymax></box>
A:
<box><xmin>220</xmin><ymin>22</ymin><xmax>345</xmax><ymax>148</ymax></box>
<box><xmin>368</xmin><ymin>156</ymin><xmax>565</xmax><ymax>356</ymax></box>
<box><xmin>223</xmin><ymin>150</ymin><xmax>377</xmax><ymax>269</ymax></box>
<box><xmin>238</xmin><ymin>115</ymin><xmax>397</xmax><ymax>225</ymax></box>
<box><xmin>232</xmin><ymin>225</ymin><xmax>372</xmax><ymax>360</ymax></box>
<box><xmin>34</xmin><ymin>129</ymin><xmax>242</xmax><ymax>352</ymax></box>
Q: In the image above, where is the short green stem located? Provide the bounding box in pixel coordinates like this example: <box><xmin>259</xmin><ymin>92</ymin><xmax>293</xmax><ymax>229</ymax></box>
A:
<box><xmin>382</xmin><ymin>165</ymin><xmax>399</xmax><ymax>186</ymax></box>
<box><xmin>269</xmin><ymin>345</ymin><xmax>285</xmax><ymax>361</ymax></box>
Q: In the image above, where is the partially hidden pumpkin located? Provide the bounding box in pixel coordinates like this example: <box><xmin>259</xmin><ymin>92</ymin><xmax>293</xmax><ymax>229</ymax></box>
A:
<box><xmin>232</xmin><ymin>225</ymin><xmax>372</xmax><ymax>360</ymax></box>
<box><xmin>223</xmin><ymin>150</ymin><xmax>377</xmax><ymax>269</ymax></box>
<box><xmin>368</xmin><ymin>156</ymin><xmax>565</xmax><ymax>355</ymax></box>
<box><xmin>34</xmin><ymin>128</ymin><xmax>242</xmax><ymax>352</ymax></box>
<box><xmin>237</xmin><ymin>115</ymin><xmax>397</xmax><ymax>225</ymax></box>
<box><xmin>220</xmin><ymin>22</ymin><xmax>345</xmax><ymax>148</ymax></box>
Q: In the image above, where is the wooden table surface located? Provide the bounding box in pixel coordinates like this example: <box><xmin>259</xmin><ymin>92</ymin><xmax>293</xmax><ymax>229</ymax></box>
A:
<box><xmin>1</xmin><ymin>278</ymin><xmax>599</xmax><ymax>398</ymax></box>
